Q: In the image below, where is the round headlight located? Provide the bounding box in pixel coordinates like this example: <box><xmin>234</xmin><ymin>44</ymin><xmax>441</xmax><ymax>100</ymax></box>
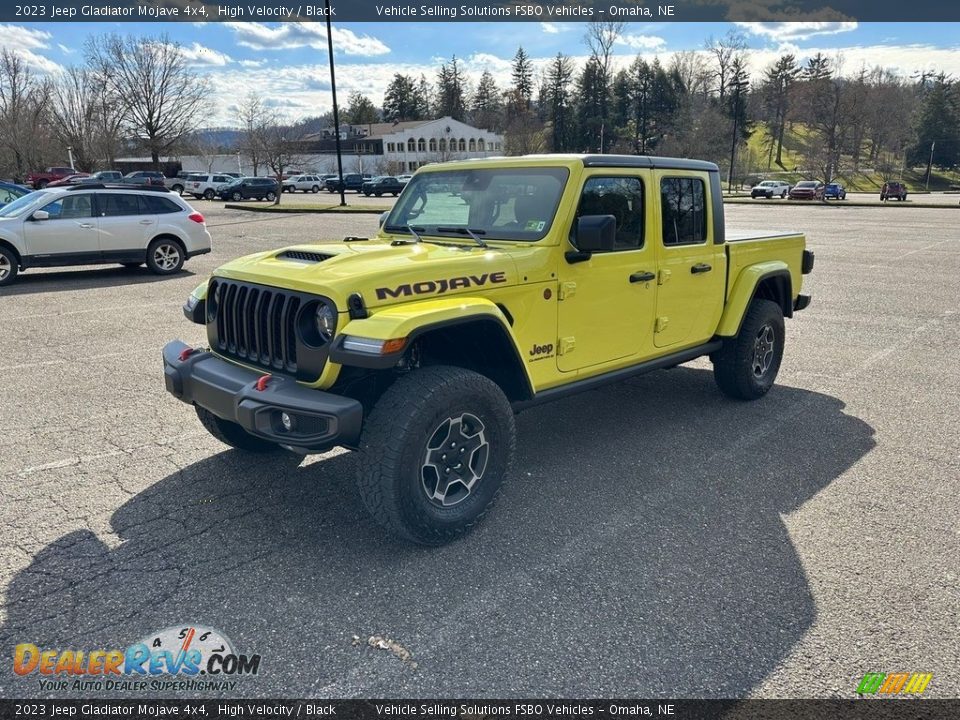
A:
<box><xmin>315</xmin><ymin>302</ymin><xmax>336</xmax><ymax>341</ymax></box>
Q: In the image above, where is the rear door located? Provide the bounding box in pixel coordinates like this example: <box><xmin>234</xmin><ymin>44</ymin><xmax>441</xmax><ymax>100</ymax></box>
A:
<box><xmin>653</xmin><ymin>172</ymin><xmax>726</xmax><ymax>349</ymax></box>
<box><xmin>22</xmin><ymin>193</ymin><xmax>98</xmax><ymax>260</ymax></box>
<box><xmin>97</xmin><ymin>192</ymin><xmax>154</xmax><ymax>258</ymax></box>
<box><xmin>556</xmin><ymin>172</ymin><xmax>657</xmax><ymax>372</ymax></box>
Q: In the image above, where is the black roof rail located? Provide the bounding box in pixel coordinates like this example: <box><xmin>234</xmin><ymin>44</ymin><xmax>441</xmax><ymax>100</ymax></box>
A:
<box><xmin>64</xmin><ymin>183</ymin><xmax>172</xmax><ymax>193</ymax></box>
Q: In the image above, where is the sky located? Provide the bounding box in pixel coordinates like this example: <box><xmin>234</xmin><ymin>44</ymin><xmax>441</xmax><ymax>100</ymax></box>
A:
<box><xmin>4</xmin><ymin>20</ymin><xmax>960</xmax><ymax>127</ymax></box>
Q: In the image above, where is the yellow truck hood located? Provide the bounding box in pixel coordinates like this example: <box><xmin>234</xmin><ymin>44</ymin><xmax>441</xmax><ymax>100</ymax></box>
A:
<box><xmin>211</xmin><ymin>239</ymin><xmax>521</xmax><ymax>309</ymax></box>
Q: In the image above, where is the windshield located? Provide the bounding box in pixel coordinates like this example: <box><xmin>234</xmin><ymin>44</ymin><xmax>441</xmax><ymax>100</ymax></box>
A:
<box><xmin>0</xmin><ymin>190</ymin><xmax>48</xmax><ymax>218</ymax></box>
<box><xmin>797</xmin><ymin>181</ymin><xmax>817</xmax><ymax>188</ymax></box>
<box><xmin>385</xmin><ymin>167</ymin><xmax>569</xmax><ymax>242</ymax></box>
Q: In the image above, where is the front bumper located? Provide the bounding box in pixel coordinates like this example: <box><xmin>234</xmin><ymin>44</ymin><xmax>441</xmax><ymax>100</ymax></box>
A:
<box><xmin>162</xmin><ymin>340</ymin><xmax>363</xmax><ymax>453</ymax></box>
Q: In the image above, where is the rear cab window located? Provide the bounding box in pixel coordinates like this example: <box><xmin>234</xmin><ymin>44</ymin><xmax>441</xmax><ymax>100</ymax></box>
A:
<box><xmin>660</xmin><ymin>177</ymin><xmax>707</xmax><ymax>246</ymax></box>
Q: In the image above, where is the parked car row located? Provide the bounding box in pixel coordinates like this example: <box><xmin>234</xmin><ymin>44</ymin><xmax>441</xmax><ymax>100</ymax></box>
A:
<box><xmin>753</xmin><ymin>179</ymin><xmax>910</xmax><ymax>201</ymax></box>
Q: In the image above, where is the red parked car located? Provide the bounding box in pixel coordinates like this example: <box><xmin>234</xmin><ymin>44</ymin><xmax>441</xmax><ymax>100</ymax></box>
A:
<box><xmin>25</xmin><ymin>167</ymin><xmax>76</xmax><ymax>189</ymax></box>
<box><xmin>880</xmin><ymin>181</ymin><xmax>907</xmax><ymax>201</ymax></box>
<box><xmin>788</xmin><ymin>181</ymin><xmax>824</xmax><ymax>200</ymax></box>
<box><xmin>46</xmin><ymin>173</ymin><xmax>92</xmax><ymax>187</ymax></box>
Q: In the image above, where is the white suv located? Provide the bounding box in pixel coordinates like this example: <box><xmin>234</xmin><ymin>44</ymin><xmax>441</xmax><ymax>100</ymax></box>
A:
<box><xmin>186</xmin><ymin>173</ymin><xmax>235</xmax><ymax>200</ymax></box>
<box><xmin>0</xmin><ymin>184</ymin><xmax>212</xmax><ymax>286</ymax></box>
<box><xmin>282</xmin><ymin>174</ymin><xmax>325</xmax><ymax>193</ymax></box>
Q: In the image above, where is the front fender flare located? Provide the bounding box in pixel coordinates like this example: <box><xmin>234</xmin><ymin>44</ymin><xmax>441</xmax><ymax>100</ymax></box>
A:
<box><xmin>330</xmin><ymin>296</ymin><xmax>533</xmax><ymax>389</ymax></box>
<box><xmin>716</xmin><ymin>261</ymin><xmax>791</xmax><ymax>337</ymax></box>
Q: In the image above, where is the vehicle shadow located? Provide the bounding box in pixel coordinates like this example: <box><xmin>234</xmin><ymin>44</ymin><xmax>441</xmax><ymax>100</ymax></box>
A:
<box><xmin>0</xmin><ymin>367</ymin><xmax>875</xmax><ymax>698</ymax></box>
<box><xmin>0</xmin><ymin>267</ymin><xmax>196</xmax><ymax>296</ymax></box>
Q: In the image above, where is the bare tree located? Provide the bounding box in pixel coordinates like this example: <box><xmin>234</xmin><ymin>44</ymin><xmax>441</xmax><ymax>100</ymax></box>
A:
<box><xmin>260</xmin><ymin>114</ymin><xmax>307</xmax><ymax>206</ymax></box>
<box><xmin>0</xmin><ymin>50</ymin><xmax>56</xmax><ymax>180</ymax></box>
<box><xmin>85</xmin><ymin>33</ymin><xmax>209</xmax><ymax>169</ymax></box>
<box><xmin>706</xmin><ymin>31</ymin><xmax>747</xmax><ymax>100</ymax></box>
<box><xmin>237</xmin><ymin>93</ymin><xmax>269</xmax><ymax>176</ymax></box>
<box><xmin>584</xmin><ymin>20</ymin><xmax>626</xmax><ymax>83</ymax></box>
<box><xmin>50</xmin><ymin>67</ymin><xmax>102</xmax><ymax>172</ymax></box>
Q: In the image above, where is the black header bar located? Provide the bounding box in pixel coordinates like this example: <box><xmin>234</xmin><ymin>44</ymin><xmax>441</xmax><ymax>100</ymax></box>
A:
<box><xmin>3</xmin><ymin>0</ymin><xmax>960</xmax><ymax>23</ymax></box>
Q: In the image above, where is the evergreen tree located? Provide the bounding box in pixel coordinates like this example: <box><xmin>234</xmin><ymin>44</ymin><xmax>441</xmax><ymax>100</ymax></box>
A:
<box><xmin>575</xmin><ymin>57</ymin><xmax>607</xmax><ymax>152</ymax></box>
<box><xmin>343</xmin><ymin>91</ymin><xmax>378</xmax><ymax>125</ymax></box>
<box><xmin>725</xmin><ymin>56</ymin><xmax>750</xmax><ymax>189</ymax></box>
<box><xmin>471</xmin><ymin>70</ymin><xmax>502</xmax><ymax>130</ymax></box>
<box><xmin>382</xmin><ymin>74</ymin><xmax>421</xmax><ymax>122</ymax></box>
<box><xmin>510</xmin><ymin>46</ymin><xmax>534</xmax><ymax>113</ymax></box>
<box><xmin>761</xmin><ymin>54</ymin><xmax>800</xmax><ymax>167</ymax></box>
<box><xmin>908</xmin><ymin>74</ymin><xmax>960</xmax><ymax>172</ymax></box>
<box><xmin>544</xmin><ymin>53</ymin><xmax>575</xmax><ymax>151</ymax></box>
<box><xmin>435</xmin><ymin>57</ymin><xmax>467</xmax><ymax>120</ymax></box>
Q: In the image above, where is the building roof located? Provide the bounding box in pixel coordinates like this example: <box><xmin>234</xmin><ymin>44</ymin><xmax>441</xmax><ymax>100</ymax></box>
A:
<box><xmin>302</xmin><ymin>120</ymin><xmax>430</xmax><ymax>143</ymax></box>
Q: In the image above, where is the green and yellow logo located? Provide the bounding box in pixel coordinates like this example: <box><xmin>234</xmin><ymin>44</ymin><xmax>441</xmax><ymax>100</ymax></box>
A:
<box><xmin>856</xmin><ymin>672</ymin><xmax>932</xmax><ymax>695</ymax></box>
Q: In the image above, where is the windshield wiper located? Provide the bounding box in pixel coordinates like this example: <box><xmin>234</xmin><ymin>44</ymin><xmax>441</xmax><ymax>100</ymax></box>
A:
<box><xmin>435</xmin><ymin>226</ymin><xmax>487</xmax><ymax>248</ymax></box>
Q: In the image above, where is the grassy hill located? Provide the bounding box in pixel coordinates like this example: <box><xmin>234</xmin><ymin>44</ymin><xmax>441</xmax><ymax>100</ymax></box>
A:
<box><xmin>743</xmin><ymin>124</ymin><xmax>960</xmax><ymax>192</ymax></box>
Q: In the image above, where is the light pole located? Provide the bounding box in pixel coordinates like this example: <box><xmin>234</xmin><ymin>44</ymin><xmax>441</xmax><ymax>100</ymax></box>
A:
<box><xmin>67</xmin><ymin>146</ymin><xmax>75</xmax><ymax>170</ymax></box>
<box><xmin>925</xmin><ymin>141</ymin><xmax>936</xmax><ymax>191</ymax></box>
<box><xmin>326</xmin><ymin>0</ymin><xmax>346</xmax><ymax>207</ymax></box>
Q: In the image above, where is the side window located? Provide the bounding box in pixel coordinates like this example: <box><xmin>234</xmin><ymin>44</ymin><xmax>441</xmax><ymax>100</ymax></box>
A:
<box><xmin>661</xmin><ymin>177</ymin><xmax>707</xmax><ymax>246</ymax></box>
<box><xmin>100</xmin><ymin>194</ymin><xmax>141</xmax><ymax>217</ymax></box>
<box><xmin>213</xmin><ymin>175</ymin><xmax>228</xmax><ymax>183</ymax></box>
<box><xmin>574</xmin><ymin>176</ymin><xmax>645</xmax><ymax>250</ymax></box>
<box><xmin>138</xmin><ymin>195</ymin><xmax>180</xmax><ymax>214</ymax></box>
<box><xmin>43</xmin><ymin>194</ymin><xmax>93</xmax><ymax>219</ymax></box>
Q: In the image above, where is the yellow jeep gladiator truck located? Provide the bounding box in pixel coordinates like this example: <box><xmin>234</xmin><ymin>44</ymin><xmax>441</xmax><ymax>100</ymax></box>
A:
<box><xmin>162</xmin><ymin>154</ymin><xmax>814</xmax><ymax>544</ymax></box>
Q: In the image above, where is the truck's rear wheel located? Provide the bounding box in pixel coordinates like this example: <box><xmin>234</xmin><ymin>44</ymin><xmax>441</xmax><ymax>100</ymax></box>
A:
<box><xmin>195</xmin><ymin>406</ymin><xmax>281</xmax><ymax>453</ymax></box>
<box><xmin>357</xmin><ymin>366</ymin><xmax>515</xmax><ymax>545</ymax></box>
<box><xmin>713</xmin><ymin>299</ymin><xmax>785</xmax><ymax>400</ymax></box>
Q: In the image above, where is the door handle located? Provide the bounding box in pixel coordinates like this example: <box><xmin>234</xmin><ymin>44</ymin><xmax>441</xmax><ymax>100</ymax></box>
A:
<box><xmin>630</xmin><ymin>271</ymin><xmax>656</xmax><ymax>283</ymax></box>
<box><xmin>139</xmin><ymin>219</ymin><xmax>154</xmax><ymax>225</ymax></box>
<box><xmin>77</xmin><ymin>222</ymin><xmax>94</xmax><ymax>229</ymax></box>
<box><xmin>691</xmin><ymin>263</ymin><xmax>712</xmax><ymax>274</ymax></box>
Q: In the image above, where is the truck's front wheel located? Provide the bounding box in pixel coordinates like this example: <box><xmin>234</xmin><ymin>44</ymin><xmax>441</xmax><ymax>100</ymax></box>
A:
<box><xmin>713</xmin><ymin>299</ymin><xmax>785</xmax><ymax>400</ymax></box>
<box><xmin>357</xmin><ymin>366</ymin><xmax>515</xmax><ymax>545</ymax></box>
<box><xmin>195</xmin><ymin>406</ymin><xmax>281</xmax><ymax>453</ymax></box>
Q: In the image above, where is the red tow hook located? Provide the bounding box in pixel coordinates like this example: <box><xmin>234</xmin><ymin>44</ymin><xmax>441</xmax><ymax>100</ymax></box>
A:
<box><xmin>178</xmin><ymin>347</ymin><xmax>196</xmax><ymax>362</ymax></box>
<box><xmin>255</xmin><ymin>374</ymin><xmax>272</xmax><ymax>392</ymax></box>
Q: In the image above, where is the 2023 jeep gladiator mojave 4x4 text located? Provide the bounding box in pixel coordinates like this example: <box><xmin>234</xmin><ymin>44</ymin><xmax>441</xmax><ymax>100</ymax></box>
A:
<box><xmin>163</xmin><ymin>155</ymin><xmax>814</xmax><ymax>545</ymax></box>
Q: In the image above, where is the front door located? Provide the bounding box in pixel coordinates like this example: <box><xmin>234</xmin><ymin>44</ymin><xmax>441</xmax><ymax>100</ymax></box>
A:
<box><xmin>22</xmin><ymin>193</ymin><xmax>98</xmax><ymax>260</ymax></box>
<box><xmin>557</xmin><ymin>173</ymin><xmax>657</xmax><ymax>372</ymax></box>
<box><xmin>653</xmin><ymin>173</ymin><xmax>725</xmax><ymax>348</ymax></box>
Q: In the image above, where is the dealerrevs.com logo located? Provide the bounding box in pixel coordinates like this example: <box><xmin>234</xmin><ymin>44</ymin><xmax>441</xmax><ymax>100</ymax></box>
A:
<box><xmin>13</xmin><ymin>625</ymin><xmax>261</xmax><ymax>692</ymax></box>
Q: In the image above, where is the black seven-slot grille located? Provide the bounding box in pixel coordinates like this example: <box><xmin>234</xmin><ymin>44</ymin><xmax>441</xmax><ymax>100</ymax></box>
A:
<box><xmin>206</xmin><ymin>278</ymin><xmax>332</xmax><ymax>381</ymax></box>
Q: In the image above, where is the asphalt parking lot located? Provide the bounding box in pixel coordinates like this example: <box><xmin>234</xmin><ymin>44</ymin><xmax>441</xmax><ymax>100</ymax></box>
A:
<box><xmin>0</xmin><ymin>200</ymin><xmax>958</xmax><ymax>698</ymax></box>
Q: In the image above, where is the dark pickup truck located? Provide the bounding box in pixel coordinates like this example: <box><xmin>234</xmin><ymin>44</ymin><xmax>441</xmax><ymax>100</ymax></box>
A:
<box><xmin>362</xmin><ymin>176</ymin><xmax>405</xmax><ymax>197</ymax></box>
<box><xmin>325</xmin><ymin>174</ymin><xmax>366</xmax><ymax>193</ymax></box>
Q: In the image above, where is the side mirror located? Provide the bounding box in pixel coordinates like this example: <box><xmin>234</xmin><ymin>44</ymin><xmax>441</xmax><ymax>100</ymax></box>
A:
<box><xmin>31</xmin><ymin>210</ymin><xmax>50</xmax><ymax>221</ymax></box>
<box><xmin>379</xmin><ymin>211</ymin><xmax>389</xmax><ymax>227</ymax></box>
<box><xmin>574</xmin><ymin>215</ymin><xmax>616</xmax><ymax>252</ymax></box>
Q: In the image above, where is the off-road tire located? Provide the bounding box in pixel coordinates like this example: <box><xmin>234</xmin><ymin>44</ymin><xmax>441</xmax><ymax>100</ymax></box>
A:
<box><xmin>713</xmin><ymin>299</ymin><xmax>785</xmax><ymax>401</ymax></box>
<box><xmin>0</xmin><ymin>246</ymin><xmax>19</xmax><ymax>286</ymax></box>
<box><xmin>357</xmin><ymin>365</ymin><xmax>516</xmax><ymax>545</ymax></box>
<box><xmin>195</xmin><ymin>406</ymin><xmax>281</xmax><ymax>453</ymax></box>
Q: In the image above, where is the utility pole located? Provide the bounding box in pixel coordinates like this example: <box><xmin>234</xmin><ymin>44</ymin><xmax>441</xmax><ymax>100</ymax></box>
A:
<box><xmin>326</xmin><ymin>0</ymin><xmax>346</xmax><ymax>207</ymax></box>
<box><xmin>925</xmin><ymin>141</ymin><xmax>935</xmax><ymax>191</ymax></box>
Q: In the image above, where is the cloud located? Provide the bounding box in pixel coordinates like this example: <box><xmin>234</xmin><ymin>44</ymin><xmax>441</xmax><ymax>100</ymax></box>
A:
<box><xmin>617</xmin><ymin>34</ymin><xmax>668</xmax><ymax>51</ymax></box>
<box><xmin>0</xmin><ymin>24</ymin><xmax>63</xmax><ymax>74</ymax></box>
<box><xmin>540</xmin><ymin>22</ymin><xmax>574</xmax><ymax>34</ymax></box>
<box><xmin>178</xmin><ymin>42</ymin><xmax>232</xmax><ymax>66</ymax></box>
<box><xmin>735</xmin><ymin>22</ymin><xmax>859</xmax><ymax>42</ymax></box>
<box><xmin>225</xmin><ymin>22</ymin><xmax>389</xmax><ymax>56</ymax></box>
<box><xmin>57</xmin><ymin>43</ymin><xmax>74</xmax><ymax>55</ymax></box>
<box><xmin>238</xmin><ymin>59</ymin><xmax>265</xmax><ymax>68</ymax></box>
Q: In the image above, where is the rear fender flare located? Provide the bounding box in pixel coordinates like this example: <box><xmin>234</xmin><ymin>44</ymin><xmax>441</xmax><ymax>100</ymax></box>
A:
<box><xmin>716</xmin><ymin>262</ymin><xmax>792</xmax><ymax>337</ymax></box>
